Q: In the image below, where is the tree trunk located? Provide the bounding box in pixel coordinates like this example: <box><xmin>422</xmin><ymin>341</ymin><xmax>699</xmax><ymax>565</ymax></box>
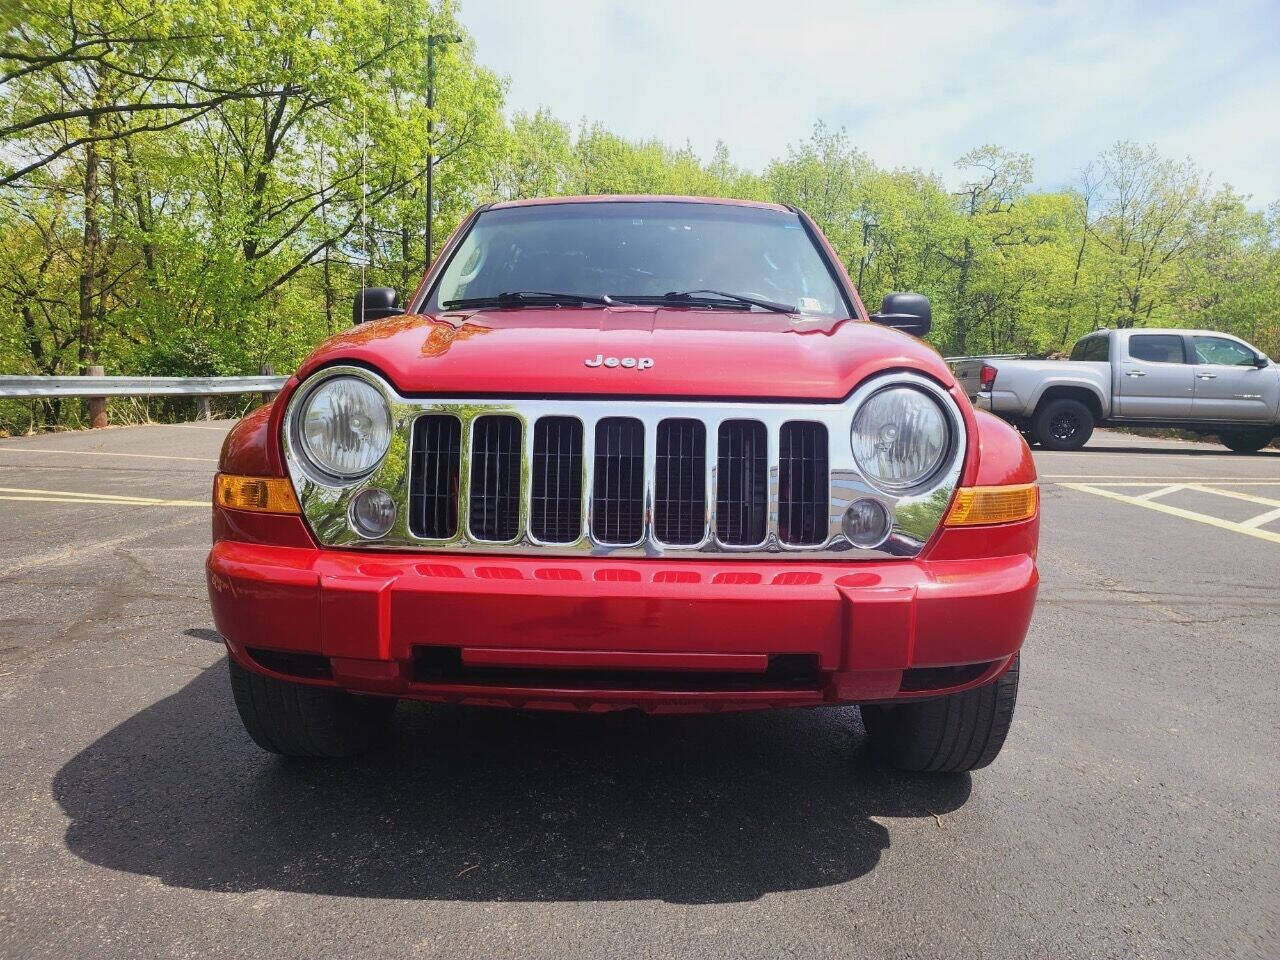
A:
<box><xmin>400</xmin><ymin>224</ymin><xmax>411</xmax><ymax>294</ymax></box>
<box><xmin>78</xmin><ymin>109</ymin><xmax>101</xmax><ymax>370</ymax></box>
<box><xmin>953</xmin><ymin>238</ymin><xmax>973</xmax><ymax>355</ymax></box>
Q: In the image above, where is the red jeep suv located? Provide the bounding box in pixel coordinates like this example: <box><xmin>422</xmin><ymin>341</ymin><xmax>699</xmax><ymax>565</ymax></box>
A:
<box><xmin>207</xmin><ymin>196</ymin><xmax>1039</xmax><ymax>772</ymax></box>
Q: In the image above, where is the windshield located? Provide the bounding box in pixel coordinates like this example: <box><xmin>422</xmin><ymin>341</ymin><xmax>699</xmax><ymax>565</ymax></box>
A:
<box><xmin>425</xmin><ymin>201</ymin><xmax>851</xmax><ymax>317</ymax></box>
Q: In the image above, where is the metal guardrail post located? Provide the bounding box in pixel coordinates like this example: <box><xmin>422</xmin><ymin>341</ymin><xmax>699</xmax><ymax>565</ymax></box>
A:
<box><xmin>86</xmin><ymin>365</ymin><xmax>108</xmax><ymax>429</ymax></box>
<box><xmin>259</xmin><ymin>363</ymin><xmax>276</xmax><ymax>405</ymax></box>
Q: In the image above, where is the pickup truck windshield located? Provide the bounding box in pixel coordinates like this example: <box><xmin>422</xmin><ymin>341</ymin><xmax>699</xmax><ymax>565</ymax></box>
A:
<box><xmin>427</xmin><ymin>202</ymin><xmax>849</xmax><ymax>318</ymax></box>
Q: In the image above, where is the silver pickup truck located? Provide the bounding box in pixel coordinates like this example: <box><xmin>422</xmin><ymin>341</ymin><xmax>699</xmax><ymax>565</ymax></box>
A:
<box><xmin>975</xmin><ymin>328</ymin><xmax>1279</xmax><ymax>452</ymax></box>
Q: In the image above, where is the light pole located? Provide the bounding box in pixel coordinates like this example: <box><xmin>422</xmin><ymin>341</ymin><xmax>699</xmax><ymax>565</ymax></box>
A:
<box><xmin>425</xmin><ymin>33</ymin><xmax>461</xmax><ymax>265</ymax></box>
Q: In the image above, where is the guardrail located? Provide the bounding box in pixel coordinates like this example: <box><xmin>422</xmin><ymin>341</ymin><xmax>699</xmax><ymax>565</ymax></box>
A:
<box><xmin>0</xmin><ymin>375</ymin><xmax>289</xmax><ymax>397</ymax></box>
<box><xmin>0</xmin><ymin>372</ymin><xmax>290</xmax><ymax>427</ymax></box>
<box><xmin>942</xmin><ymin>354</ymin><xmax>1028</xmax><ymax>364</ymax></box>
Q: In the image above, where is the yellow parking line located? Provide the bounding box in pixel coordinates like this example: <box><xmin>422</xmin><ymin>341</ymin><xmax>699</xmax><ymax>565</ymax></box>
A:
<box><xmin>1057</xmin><ymin>483</ymin><xmax>1280</xmax><ymax>545</ymax></box>
<box><xmin>1182</xmin><ymin>484</ymin><xmax>1280</xmax><ymax>508</ymax></box>
<box><xmin>0</xmin><ymin>447</ymin><xmax>216</xmax><ymax>463</ymax></box>
<box><xmin>1071</xmin><ymin>482</ymin><xmax>1280</xmax><ymax>507</ymax></box>
<box><xmin>1041</xmin><ymin>475</ymin><xmax>1280</xmax><ymax>483</ymax></box>
<box><xmin>0</xmin><ymin>485</ymin><xmax>190</xmax><ymax>503</ymax></box>
<box><xmin>1133</xmin><ymin>484</ymin><xmax>1183</xmax><ymax>501</ymax></box>
<box><xmin>0</xmin><ymin>496</ymin><xmax>207</xmax><ymax>507</ymax></box>
<box><xmin>1049</xmin><ymin>481</ymin><xmax>1280</xmax><ymax>487</ymax></box>
<box><xmin>1241</xmin><ymin>507</ymin><xmax>1280</xmax><ymax>530</ymax></box>
<box><xmin>0</xmin><ymin>487</ymin><xmax>207</xmax><ymax>507</ymax></box>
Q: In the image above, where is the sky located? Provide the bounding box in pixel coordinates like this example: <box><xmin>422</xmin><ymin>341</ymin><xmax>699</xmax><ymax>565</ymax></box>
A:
<box><xmin>462</xmin><ymin>0</ymin><xmax>1280</xmax><ymax>204</ymax></box>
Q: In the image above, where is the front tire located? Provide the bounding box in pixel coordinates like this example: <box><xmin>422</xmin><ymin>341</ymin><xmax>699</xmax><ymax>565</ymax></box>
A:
<box><xmin>228</xmin><ymin>658</ymin><xmax>395</xmax><ymax>758</ymax></box>
<box><xmin>1219</xmin><ymin>428</ymin><xmax>1272</xmax><ymax>453</ymax></box>
<box><xmin>1032</xmin><ymin>398</ymin><xmax>1094</xmax><ymax>451</ymax></box>
<box><xmin>861</xmin><ymin>656</ymin><xmax>1020</xmax><ymax>773</ymax></box>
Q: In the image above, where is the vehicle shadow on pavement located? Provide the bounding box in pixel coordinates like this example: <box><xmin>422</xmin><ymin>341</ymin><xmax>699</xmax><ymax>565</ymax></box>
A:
<box><xmin>53</xmin><ymin>658</ymin><xmax>971</xmax><ymax>905</ymax></box>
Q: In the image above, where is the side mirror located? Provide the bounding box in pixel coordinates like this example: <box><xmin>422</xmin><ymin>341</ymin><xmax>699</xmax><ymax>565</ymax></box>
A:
<box><xmin>352</xmin><ymin>287</ymin><xmax>403</xmax><ymax>326</ymax></box>
<box><xmin>871</xmin><ymin>292</ymin><xmax>931</xmax><ymax>338</ymax></box>
<box><xmin>1254</xmin><ymin>355</ymin><xmax>1270</xmax><ymax>368</ymax></box>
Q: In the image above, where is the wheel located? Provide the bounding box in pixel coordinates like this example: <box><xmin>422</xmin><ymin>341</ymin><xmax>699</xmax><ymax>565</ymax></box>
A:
<box><xmin>228</xmin><ymin>658</ymin><xmax>395</xmax><ymax>757</ymax></box>
<box><xmin>1219</xmin><ymin>428</ymin><xmax>1273</xmax><ymax>453</ymax></box>
<box><xmin>861</xmin><ymin>655</ymin><xmax>1020</xmax><ymax>773</ymax></box>
<box><xmin>1032</xmin><ymin>398</ymin><xmax>1094</xmax><ymax>451</ymax></box>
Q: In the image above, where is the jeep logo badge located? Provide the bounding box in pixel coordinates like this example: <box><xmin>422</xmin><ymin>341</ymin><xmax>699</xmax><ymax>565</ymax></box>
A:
<box><xmin>584</xmin><ymin>354</ymin><xmax>654</xmax><ymax>370</ymax></box>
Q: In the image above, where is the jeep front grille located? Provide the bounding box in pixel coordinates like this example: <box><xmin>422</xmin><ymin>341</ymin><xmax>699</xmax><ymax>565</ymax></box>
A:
<box><xmin>413</xmin><ymin>412</ymin><xmax>825</xmax><ymax>550</ymax></box>
<box><xmin>288</xmin><ymin>368</ymin><xmax>968</xmax><ymax>560</ymax></box>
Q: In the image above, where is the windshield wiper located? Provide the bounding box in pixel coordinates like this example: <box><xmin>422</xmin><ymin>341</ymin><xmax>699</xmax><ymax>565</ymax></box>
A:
<box><xmin>621</xmin><ymin>289</ymin><xmax>796</xmax><ymax>314</ymax></box>
<box><xmin>442</xmin><ymin>290</ymin><xmax>628</xmax><ymax>310</ymax></box>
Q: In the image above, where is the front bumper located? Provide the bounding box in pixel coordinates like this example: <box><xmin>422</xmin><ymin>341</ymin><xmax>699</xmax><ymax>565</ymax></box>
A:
<box><xmin>208</xmin><ymin>541</ymin><xmax>1037</xmax><ymax>713</ymax></box>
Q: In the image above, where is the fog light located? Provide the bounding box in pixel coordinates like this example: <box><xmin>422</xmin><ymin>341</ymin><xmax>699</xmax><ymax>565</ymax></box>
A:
<box><xmin>842</xmin><ymin>498</ymin><xmax>892</xmax><ymax>548</ymax></box>
<box><xmin>350</xmin><ymin>488</ymin><xmax>396</xmax><ymax>538</ymax></box>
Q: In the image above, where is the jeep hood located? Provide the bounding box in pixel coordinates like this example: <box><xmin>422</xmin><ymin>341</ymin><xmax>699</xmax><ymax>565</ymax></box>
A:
<box><xmin>294</xmin><ymin>307</ymin><xmax>956</xmax><ymax>401</ymax></box>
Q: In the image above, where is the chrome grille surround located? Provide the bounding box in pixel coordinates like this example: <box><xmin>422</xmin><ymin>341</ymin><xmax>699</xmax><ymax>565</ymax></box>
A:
<box><xmin>282</xmin><ymin>365</ymin><xmax>967</xmax><ymax>560</ymax></box>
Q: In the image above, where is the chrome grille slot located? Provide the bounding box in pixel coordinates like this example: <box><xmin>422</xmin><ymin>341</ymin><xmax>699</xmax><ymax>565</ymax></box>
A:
<box><xmin>716</xmin><ymin>420</ymin><xmax>768</xmax><ymax>545</ymax></box>
<box><xmin>654</xmin><ymin>418</ymin><xmax>707</xmax><ymax>545</ymax></box>
<box><xmin>408</xmin><ymin>414</ymin><xmax>461</xmax><ymax>539</ymax></box>
<box><xmin>592</xmin><ymin>417</ymin><xmax>645</xmax><ymax>544</ymax></box>
<box><xmin>531</xmin><ymin>416</ymin><xmax>583</xmax><ymax>543</ymax></box>
<box><xmin>778</xmin><ymin>421</ymin><xmax>829</xmax><ymax>546</ymax></box>
<box><xmin>469</xmin><ymin>415</ymin><xmax>522</xmax><ymax>541</ymax></box>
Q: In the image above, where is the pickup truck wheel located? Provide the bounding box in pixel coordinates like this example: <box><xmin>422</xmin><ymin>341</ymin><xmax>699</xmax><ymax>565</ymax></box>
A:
<box><xmin>228</xmin><ymin>658</ymin><xmax>395</xmax><ymax>758</ymax></box>
<box><xmin>1033</xmin><ymin>398</ymin><xmax>1094</xmax><ymax>451</ymax></box>
<box><xmin>1219</xmin><ymin>429</ymin><xmax>1273</xmax><ymax>453</ymax></box>
<box><xmin>860</xmin><ymin>655</ymin><xmax>1020</xmax><ymax>773</ymax></box>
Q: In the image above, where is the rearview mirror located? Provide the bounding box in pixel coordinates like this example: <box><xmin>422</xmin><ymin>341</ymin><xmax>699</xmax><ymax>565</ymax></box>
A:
<box><xmin>1254</xmin><ymin>354</ymin><xmax>1270</xmax><ymax>368</ymax></box>
<box><xmin>352</xmin><ymin>287</ymin><xmax>403</xmax><ymax>326</ymax></box>
<box><xmin>871</xmin><ymin>292</ymin><xmax>931</xmax><ymax>338</ymax></box>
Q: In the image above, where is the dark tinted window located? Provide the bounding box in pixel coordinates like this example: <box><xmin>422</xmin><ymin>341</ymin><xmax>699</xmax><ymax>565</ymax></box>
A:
<box><xmin>428</xmin><ymin>202</ymin><xmax>849</xmax><ymax>317</ymax></box>
<box><xmin>1071</xmin><ymin>335</ymin><xmax>1109</xmax><ymax>361</ymax></box>
<box><xmin>1129</xmin><ymin>334</ymin><xmax>1185</xmax><ymax>364</ymax></box>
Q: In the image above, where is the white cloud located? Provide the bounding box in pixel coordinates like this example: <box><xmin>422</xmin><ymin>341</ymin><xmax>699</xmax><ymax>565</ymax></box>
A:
<box><xmin>461</xmin><ymin>0</ymin><xmax>1280</xmax><ymax>201</ymax></box>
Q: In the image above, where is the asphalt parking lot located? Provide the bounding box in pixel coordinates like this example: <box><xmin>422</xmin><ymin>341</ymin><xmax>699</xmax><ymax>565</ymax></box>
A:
<box><xmin>0</xmin><ymin>422</ymin><xmax>1276</xmax><ymax>960</ymax></box>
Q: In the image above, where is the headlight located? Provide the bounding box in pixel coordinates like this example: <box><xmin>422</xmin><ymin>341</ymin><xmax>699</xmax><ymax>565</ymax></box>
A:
<box><xmin>296</xmin><ymin>376</ymin><xmax>392</xmax><ymax>480</ymax></box>
<box><xmin>851</xmin><ymin>385</ymin><xmax>951</xmax><ymax>492</ymax></box>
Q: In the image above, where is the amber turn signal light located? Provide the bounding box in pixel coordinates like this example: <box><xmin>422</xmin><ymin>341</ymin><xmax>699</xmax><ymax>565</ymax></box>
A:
<box><xmin>214</xmin><ymin>473</ymin><xmax>300</xmax><ymax>514</ymax></box>
<box><xmin>944</xmin><ymin>483</ymin><xmax>1038</xmax><ymax>526</ymax></box>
